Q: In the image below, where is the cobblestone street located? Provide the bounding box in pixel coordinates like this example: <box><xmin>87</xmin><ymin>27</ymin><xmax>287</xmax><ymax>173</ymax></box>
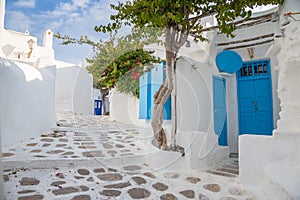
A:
<box><xmin>2</xmin><ymin>114</ymin><xmax>263</xmax><ymax>200</ymax></box>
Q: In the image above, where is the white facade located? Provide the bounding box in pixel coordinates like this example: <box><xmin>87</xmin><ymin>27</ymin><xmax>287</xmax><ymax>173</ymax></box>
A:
<box><xmin>0</xmin><ymin>0</ymin><xmax>93</xmax><ymax>148</ymax></box>
<box><xmin>109</xmin><ymin>1</ymin><xmax>300</xmax><ymax>198</ymax></box>
<box><xmin>239</xmin><ymin>1</ymin><xmax>300</xmax><ymax>199</ymax></box>
<box><xmin>55</xmin><ymin>63</ymin><xmax>93</xmax><ymax>115</ymax></box>
<box><xmin>0</xmin><ymin>58</ymin><xmax>56</xmax><ymax>145</ymax></box>
<box><xmin>175</xmin><ymin>57</ymin><xmax>230</xmax><ymax>168</ymax></box>
<box><xmin>109</xmin><ymin>88</ymin><xmax>145</xmax><ymax>126</ymax></box>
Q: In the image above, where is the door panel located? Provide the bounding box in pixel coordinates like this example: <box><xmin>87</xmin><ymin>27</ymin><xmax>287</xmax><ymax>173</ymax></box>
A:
<box><xmin>213</xmin><ymin>76</ymin><xmax>227</xmax><ymax>146</ymax></box>
<box><xmin>254</xmin><ymin>78</ymin><xmax>272</xmax><ymax>134</ymax></box>
<box><xmin>237</xmin><ymin>60</ymin><xmax>273</xmax><ymax>135</ymax></box>
<box><xmin>239</xmin><ymin>80</ymin><xmax>255</xmax><ymax>134</ymax></box>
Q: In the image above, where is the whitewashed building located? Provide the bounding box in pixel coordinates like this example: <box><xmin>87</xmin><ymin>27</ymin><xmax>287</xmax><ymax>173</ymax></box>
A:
<box><xmin>0</xmin><ymin>0</ymin><xmax>93</xmax><ymax>147</ymax></box>
<box><xmin>109</xmin><ymin>1</ymin><xmax>300</xmax><ymax>199</ymax></box>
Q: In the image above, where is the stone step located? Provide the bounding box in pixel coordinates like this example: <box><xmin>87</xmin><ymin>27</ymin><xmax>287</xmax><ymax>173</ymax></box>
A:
<box><xmin>206</xmin><ymin>170</ymin><xmax>236</xmax><ymax>178</ymax></box>
<box><xmin>216</xmin><ymin>168</ymin><xmax>239</xmax><ymax>175</ymax></box>
<box><xmin>229</xmin><ymin>153</ymin><xmax>238</xmax><ymax>158</ymax></box>
<box><xmin>206</xmin><ymin>157</ymin><xmax>239</xmax><ymax>178</ymax></box>
<box><xmin>223</xmin><ymin>164</ymin><xmax>239</xmax><ymax>170</ymax></box>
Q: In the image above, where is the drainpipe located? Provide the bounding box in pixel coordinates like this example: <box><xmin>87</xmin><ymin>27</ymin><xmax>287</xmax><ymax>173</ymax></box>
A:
<box><xmin>171</xmin><ymin>58</ymin><xmax>178</xmax><ymax>150</ymax></box>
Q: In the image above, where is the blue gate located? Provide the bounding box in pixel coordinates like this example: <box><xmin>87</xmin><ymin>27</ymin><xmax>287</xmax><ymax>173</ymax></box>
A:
<box><xmin>213</xmin><ymin>76</ymin><xmax>228</xmax><ymax>146</ymax></box>
<box><xmin>237</xmin><ymin>60</ymin><xmax>273</xmax><ymax>135</ymax></box>
<box><xmin>94</xmin><ymin>99</ymin><xmax>102</xmax><ymax>115</ymax></box>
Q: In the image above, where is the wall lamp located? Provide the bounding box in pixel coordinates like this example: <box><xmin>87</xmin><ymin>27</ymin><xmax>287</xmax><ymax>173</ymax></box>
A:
<box><xmin>247</xmin><ymin>48</ymin><xmax>255</xmax><ymax>59</ymax></box>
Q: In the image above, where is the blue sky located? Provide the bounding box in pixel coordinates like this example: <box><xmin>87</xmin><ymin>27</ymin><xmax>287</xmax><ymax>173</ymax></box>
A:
<box><xmin>4</xmin><ymin>0</ymin><xmax>120</xmax><ymax>64</ymax></box>
<box><xmin>4</xmin><ymin>1</ymin><xmax>276</xmax><ymax>65</ymax></box>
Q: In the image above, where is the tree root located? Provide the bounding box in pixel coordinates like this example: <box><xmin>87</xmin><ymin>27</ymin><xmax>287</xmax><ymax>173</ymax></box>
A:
<box><xmin>157</xmin><ymin>128</ymin><xmax>168</xmax><ymax>150</ymax></box>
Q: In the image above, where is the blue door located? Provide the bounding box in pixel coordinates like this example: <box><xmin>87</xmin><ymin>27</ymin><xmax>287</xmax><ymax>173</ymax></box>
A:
<box><xmin>94</xmin><ymin>99</ymin><xmax>102</xmax><ymax>115</ymax></box>
<box><xmin>237</xmin><ymin>60</ymin><xmax>273</xmax><ymax>135</ymax></box>
<box><xmin>213</xmin><ymin>76</ymin><xmax>228</xmax><ymax>146</ymax></box>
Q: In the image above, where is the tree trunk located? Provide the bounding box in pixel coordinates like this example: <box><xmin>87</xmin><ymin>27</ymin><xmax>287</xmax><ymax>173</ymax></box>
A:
<box><xmin>151</xmin><ymin>28</ymin><xmax>188</xmax><ymax>152</ymax></box>
<box><xmin>100</xmin><ymin>88</ymin><xmax>107</xmax><ymax>114</ymax></box>
<box><xmin>151</xmin><ymin>50</ymin><xmax>174</xmax><ymax>150</ymax></box>
<box><xmin>171</xmin><ymin>60</ymin><xmax>177</xmax><ymax>150</ymax></box>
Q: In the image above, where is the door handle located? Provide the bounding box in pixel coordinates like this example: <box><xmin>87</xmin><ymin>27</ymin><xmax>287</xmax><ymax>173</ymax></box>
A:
<box><xmin>254</xmin><ymin>107</ymin><xmax>258</xmax><ymax>112</ymax></box>
<box><xmin>253</xmin><ymin>101</ymin><xmax>257</xmax><ymax>106</ymax></box>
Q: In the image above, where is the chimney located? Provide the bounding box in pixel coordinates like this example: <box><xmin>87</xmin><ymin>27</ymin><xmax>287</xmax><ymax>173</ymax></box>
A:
<box><xmin>43</xmin><ymin>29</ymin><xmax>53</xmax><ymax>49</ymax></box>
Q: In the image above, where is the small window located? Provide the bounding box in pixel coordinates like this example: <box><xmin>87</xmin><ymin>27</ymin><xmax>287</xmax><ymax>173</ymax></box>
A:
<box><xmin>239</xmin><ymin>60</ymin><xmax>269</xmax><ymax>78</ymax></box>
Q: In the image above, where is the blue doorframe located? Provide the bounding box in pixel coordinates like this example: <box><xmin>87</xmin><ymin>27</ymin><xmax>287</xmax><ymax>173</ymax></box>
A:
<box><xmin>213</xmin><ymin>76</ymin><xmax>228</xmax><ymax>146</ymax></box>
<box><xmin>237</xmin><ymin>60</ymin><xmax>273</xmax><ymax>135</ymax></box>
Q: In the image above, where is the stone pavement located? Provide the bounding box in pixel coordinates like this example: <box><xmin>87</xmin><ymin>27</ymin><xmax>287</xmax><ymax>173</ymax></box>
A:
<box><xmin>2</xmin><ymin>113</ymin><xmax>264</xmax><ymax>200</ymax></box>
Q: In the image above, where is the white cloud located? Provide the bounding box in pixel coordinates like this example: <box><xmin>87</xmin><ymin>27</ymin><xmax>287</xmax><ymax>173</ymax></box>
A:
<box><xmin>13</xmin><ymin>0</ymin><xmax>36</xmax><ymax>8</ymax></box>
<box><xmin>73</xmin><ymin>0</ymin><xmax>90</xmax><ymax>9</ymax></box>
<box><xmin>5</xmin><ymin>11</ymin><xmax>32</xmax><ymax>33</ymax></box>
<box><xmin>50</xmin><ymin>0</ymin><xmax>121</xmax><ymax>64</ymax></box>
<box><xmin>39</xmin><ymin>0</ymin><xmax>91</xmax><ymax>19</ymax></box>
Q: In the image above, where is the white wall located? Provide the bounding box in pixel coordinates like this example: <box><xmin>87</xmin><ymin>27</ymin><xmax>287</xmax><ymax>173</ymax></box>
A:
<box><xmin>239</xmin><ymin>1</ymin><xmax>300</xmax><ymax>198</ymax></box>
<box><xmin>0</xmin><ymin>58</ymin><xmax>56</xmax><ymax>146</ymax></box>
<box><xmin>0</xmin><ymin>0</ymin><xmax>5</xmax><ymax>56</ymax></box>
<box><xmin>55</xmin><ymin>65</ymin><xmax>93</xmax><ymax>115</ymax></box>
<box><xmin>175</xmin><ymin>57</ymin><xmax>230</xmax><ymax>169</ymax></box>
<box><xmin>94</xmin><ymin>88</ymin><xmax>101</xmax><ymax>100</ymax></box>
<box><xmin>73</xmin><ymin>67</ymin><xmax>93</xmax><ymax>115</ymax></box>
<box><xmin>176</xmin><ymin>57</ymin><xmax>212</xmax><ymax>133</ymax></box>
<box><xmin>225</xmin><ymin>75</ymin><xmax>239</xmax><ymax>154</ymax></box>
<box><xmin>109</xmin><ymin>88</ymin><xmax>145</xmax><ymax>126</ymax></box>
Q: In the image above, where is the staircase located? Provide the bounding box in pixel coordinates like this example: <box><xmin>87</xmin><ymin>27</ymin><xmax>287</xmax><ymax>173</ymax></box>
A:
<box><xmin>206</xmin><ymin>154</ymin><xmax>239</xmax><ymax>178</ymax></box>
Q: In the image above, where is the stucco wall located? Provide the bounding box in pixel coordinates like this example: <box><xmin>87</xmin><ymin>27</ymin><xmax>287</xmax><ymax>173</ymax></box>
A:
<box><xmin>0</xmin><ymin>58</ymin><xmax>56</xmax><ymax>146</ymax></box>
<box><xmin>175</xmin><ymin>57</ymin><xmax>230</xmax><ymax>168</ymax></box>
<box><xmin>176</xmin><ymin>57</ymin><xmax>212</xmax><ymax>133</ymax></box>
<box><xmin>55</xmin><ymin>65</ymin><xmax>93</xmax><ymax>115</ymax></box>
<box><xmin>239</xmin><ymin>1</ymin><xmax>300</xmax><ymax>198</ymax></box>
<box><xmin>109</xmin><ymin>88</ymin><xmax>145</xmax><ymax>126</ymax></box>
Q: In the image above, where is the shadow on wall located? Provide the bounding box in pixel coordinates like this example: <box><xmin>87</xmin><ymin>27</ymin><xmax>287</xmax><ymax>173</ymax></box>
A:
<box><xmin>0</xmin><ymin>58</ymin><xmax>56</xmax><ymax>146</ymax></box>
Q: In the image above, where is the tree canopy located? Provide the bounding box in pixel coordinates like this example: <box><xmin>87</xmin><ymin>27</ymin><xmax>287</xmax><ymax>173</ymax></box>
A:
<box><xmin>96</xmin><ymin>0</ymin><xmax>283</xmax><ymax>40</ymax></box>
